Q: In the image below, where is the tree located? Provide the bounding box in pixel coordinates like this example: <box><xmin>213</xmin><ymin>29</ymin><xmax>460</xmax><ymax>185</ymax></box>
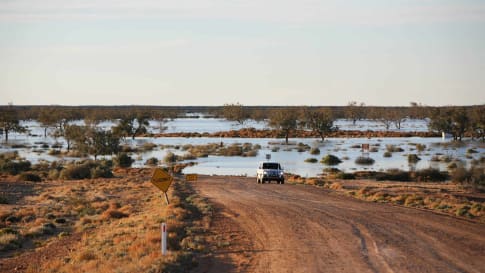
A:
<box><xmin>429</xmin><ymin>108</ymin><xmax>470</xmax><ymax>141</ymax></box>
<box><xmin>112</xmin><ymin>112</ymin><xmax>150</xmax><ymax>140</ymax></box>
<box><xmin>390</xmin><ymin>109</ymin><xmax>406</xmax><ymax>130</ymax></box>
<box><xmin>222</xmin><ymin>103</ymin><xmax>249</xmax><ymax>125</ymax></box>
<box><xmin>70</xmin><ymin>127</ymin><xmax>120</xmax><ymax>160</ymax></box>
<box><xmin>52</xmin><ymin>108</ymin><xmax>76</xmax><ymax>138</ymax></box>
<box><xmin>153</xmin><ymin>110</ymin><xmax>178</xmax><ymax>133</ymax></box>
<box><xmin>269</xmin><ymin>109</ymin><xmax>298</xmax><ymax>144</ymax></box>
<box><xmin>470</xmin><ymin>106</ymin><xmax>485</xmax><ymax>141</ymax></box>
<box><xmin>0</xmin><ymin>104</ymin><xmax>25</xmax><ymax>141</ymax></box>
<box><xmin>88</xmin><ymin>130</ymin><xmax>120</xmax><ymax>160</ymax></box>
<box><xmin>303</xmin><ymin>107</ymin><xmax>335</xmax><ymax>141</ymax></box>
<box><xmin>133</xmin><ymin>112</ymin><xmax>150</xmax><ymax>139</ymax></box>
<box><xmin>345</xmin><ymin>101</ymin><xmax>365</xmax><ymax>125</ymax></box>
<box><xmin>38</xmin><ymin>108</ymin><xmax>58</xmax><ymax>137</ymax></box>
<box><xmin>64</xmin><ymin>124</ymin><xmax>86</xmax><ymax>152</ymax></box>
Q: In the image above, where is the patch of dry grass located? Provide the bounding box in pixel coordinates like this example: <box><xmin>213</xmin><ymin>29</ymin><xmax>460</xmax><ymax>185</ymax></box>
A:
<box><xmin>2</xmin><ymin>168</ymin><xmax>213</xmax><ymax>273</ymax></box>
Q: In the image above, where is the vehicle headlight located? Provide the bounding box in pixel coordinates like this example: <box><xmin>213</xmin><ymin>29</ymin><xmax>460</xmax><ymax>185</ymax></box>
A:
<box><xmin>263</xmin><ymin>171</ymin><xmax>268</xmax><ymax>175</ymax></box>
<box><xmin>280</xmin><ymin>171</ymin><xmax>284</xmax><ymax>176</ymax></box>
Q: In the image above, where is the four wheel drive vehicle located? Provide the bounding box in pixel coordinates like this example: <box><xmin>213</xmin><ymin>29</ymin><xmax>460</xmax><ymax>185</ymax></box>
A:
<box><xmin>257</xmin><ymin>162</ymin><xmax>285</xmax><ymax>184</ymax></box>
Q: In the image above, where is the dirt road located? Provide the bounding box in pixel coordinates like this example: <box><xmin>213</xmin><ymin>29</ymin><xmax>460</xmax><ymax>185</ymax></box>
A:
<box><xmin>193</xmin><ymin>176</ymin><xmax>485</xmax><ymax>273</ymax></box>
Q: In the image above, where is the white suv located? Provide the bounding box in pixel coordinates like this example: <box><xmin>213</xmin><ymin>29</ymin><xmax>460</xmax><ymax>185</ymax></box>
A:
<box><xmin>257</xmin><ymin>162</ymin><xmax>285</xmax><ymax>184</ymax></box>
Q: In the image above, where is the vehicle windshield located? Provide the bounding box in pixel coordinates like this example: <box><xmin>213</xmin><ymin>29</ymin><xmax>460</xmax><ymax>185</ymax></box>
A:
<box><xmin>262</xmin><ymin>163</ymin><xmax>280</xmax><ymax>169</ymax></box>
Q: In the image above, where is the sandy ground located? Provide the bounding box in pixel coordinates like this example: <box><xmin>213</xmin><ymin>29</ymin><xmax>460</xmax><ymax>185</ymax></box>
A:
<box><xmin>192</xmin><ymin>176</ymin><xmax>485</xmax><ymax>273</ymax></box>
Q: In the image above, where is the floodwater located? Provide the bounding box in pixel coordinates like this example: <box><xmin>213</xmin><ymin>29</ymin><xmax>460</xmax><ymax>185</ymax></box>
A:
<box><xmin>0</xmin><ymin>117</ymin><xmax>483</xmax><ymax>177</ymax></box>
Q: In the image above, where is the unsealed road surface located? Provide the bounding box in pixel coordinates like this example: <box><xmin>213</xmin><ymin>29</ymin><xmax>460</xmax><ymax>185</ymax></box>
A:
<box><xmin>193</xmin><ymin>176</ymin><xmax>485</xmax><ymax>273</ymax></box>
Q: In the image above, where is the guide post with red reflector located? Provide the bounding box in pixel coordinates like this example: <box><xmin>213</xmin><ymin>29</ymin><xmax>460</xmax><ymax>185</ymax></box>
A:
<box><xmin>161</xmin><ymin>223</ymin><xmax>167</xmax><ymax>255</ymax></box>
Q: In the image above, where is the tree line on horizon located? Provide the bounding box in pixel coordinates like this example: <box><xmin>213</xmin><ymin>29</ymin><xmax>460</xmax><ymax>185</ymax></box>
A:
<box><xmin>0</xmin><ymin>102</ymin><xmax>484</xmax><ymax>145</ymax></box>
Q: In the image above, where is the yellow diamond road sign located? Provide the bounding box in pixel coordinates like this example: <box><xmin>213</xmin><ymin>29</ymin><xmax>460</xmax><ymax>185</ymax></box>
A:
<box><xmin>151</xmin><ymin>168</ymin><xmax>173</xmax><ymax>193</ymax></box>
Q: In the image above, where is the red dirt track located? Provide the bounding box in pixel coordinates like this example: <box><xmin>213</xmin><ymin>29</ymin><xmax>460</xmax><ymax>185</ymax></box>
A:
<box><xmin>193</xmin><ymin>176</ymin><xmax>485</xmax><ymax>273</ymax></box>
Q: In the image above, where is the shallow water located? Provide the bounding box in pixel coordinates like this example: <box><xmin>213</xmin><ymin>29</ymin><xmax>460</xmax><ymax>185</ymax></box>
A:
<box><xmin>1</xmin><ymin>118</ymin><xmax>483</xmax><ymax>177</ymax></box>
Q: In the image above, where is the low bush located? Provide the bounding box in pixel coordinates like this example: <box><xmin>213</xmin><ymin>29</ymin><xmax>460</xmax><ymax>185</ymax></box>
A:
<box><xmin>323</xmin><ymin>167</ymin><xmax>341</xmax><ymax>173</ymax></box>
<box><xmin>386</xmin><ymin>145</ymin><xmax>404</xmax><ymax>153</ymax></box>
<box><xmin>414</xmin><ymin>168</ymin><xmax>448</xmax><ymax>182</ymax></box>
<box><xmin>375</xmin><ymin>169</ymin><xmax>411</xmax><ymax>181</ymax></box>
<box><xmin>60</xmin><ymin>160</ymin><xmax>113</xmax><ymax>180</ymax></box>
<box><xmin>141</xmin><ymin>142</ymin><xmax>157</xmax><ymax>151</ymax></box>
<box><xmin>18</xmin><ymin>172</ymin><xmax>42</xmax><ymax>182</ymax></box>
<box><xmin>355</xmin><ymin>156</ymin><xmax>375</xmax><ymax>165</ymax></box>
<box><xmin>0</xmin><ymin>195</ymin><xmax>8</xmax><ymax>204</ymax></box>
<box><xmin>304</xmin><ymin>158</ymin><xmax>318</xmax><ymax>163</ymax></box>
<box><xmin>114</xmin><ymin>153</ymin><xmax>134</xmax><ymax>168</ymax></box>
<box><xmin>370</xmin><ymin>147</ymin><xmax>379</xmax><ymax>153</ymax></box>
<box><xmin>336</xmin><ymin>172</ymin><xmax>355</xmax><ymax>180</ymax></box>
<box><xmin>383</xmin><ymin>151</ymin><xmax>392</xmax><ymax>158</ymax></box>
<box><xmin>452</xmin><ymin>166</ymin><xmax>485</xmax><ymax>188</ymax></box>
<box><xmin>407</xmin><ymin>154</ymin><xmax>421</xmax><ymax>163</ymax></box>
<box><xmin>145</xmin><ymin>157</ymin><xmax>159</xmax><ymax>166</ymax></box>
<box><xmin>48</xmin><ymin>149</ymin><xmax>62</xmax><ymax>156</ymax></box>
<box><xmin>309</xmin><ymin>148</ymin><xmax>320</xmax><ymax>155</ymax></box>
<box><xmin>415</xmin><ymin>144</ymin><xmax>426</xmax><ymax>152</ymax></box>
<box><xmin>60</xmin><ymin>164</ymin><xmax>91</xmax><ymax>180</ymax></box>
<box><xmin>0</xmin><ymin>159</ymin><xmax>31</xmax><ymax>175</ymax></box>
<box><xmin>164</xmin><ymin>152</ymin><xmax>179</xmax><ymax>163</ymax></box>
<box><xmin>0</xmin><ymin>232</ymin><xmax>22</xmax><ymax>251</ymax></box>
<box><xmin>321</xmin><ymin>154</ymin><xmax>342</xmax><ymax>165</ymax></box>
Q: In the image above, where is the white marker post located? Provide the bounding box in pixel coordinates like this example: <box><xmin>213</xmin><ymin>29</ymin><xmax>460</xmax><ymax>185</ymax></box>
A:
<box><xmin>161</xmin><ymin>223</ymin><xmax>167</xmax><ymax>255</ymax></box>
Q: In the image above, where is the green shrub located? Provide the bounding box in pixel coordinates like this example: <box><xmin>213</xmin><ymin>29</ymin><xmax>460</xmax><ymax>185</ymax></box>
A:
<box><xmin>60</xmin><ymin>164</ymin><xmax>91</xmax><ymax>180</ymax></box>
<box><xmin>383</xmin><ymin>151</ymin><xmax>392</xmax><ymax>158</ymax></box>
<box><xmin>244</xmin><ymin>150</ymin><xmax>258</xmax><ymax>157</ymax></box>
<box><xmin>114</xmin><ymin>153</ymin><xmax>134</xmax><ymax>168</ymax></box>
<box><xmin>309</xmin><ymin>148</ymin><xmax>320</xmax><ymax>155</ymax></box>
<box><xmin>60</xmin><ymin>161</ymin><xmax>113</xmax><ymax>180</ymax></box>
<box><xmin>355</xmin><ymin>156</ymin><xmax>375</xmax><ymax>165</ymax></box>
<box><xmin>48</xmin><ymin>149</ymin><xmax>62</xmax><ymax>156</ymax></box>
<box><xmin>0</xmin><ymin>160</ymin><xmax>31</xmax><ymax>175</ymax></box>
<box><xmin>90</xmin><ymin>166</ymin><xmax>113</xmax><ymax>179</ymax></box>
<box><xmin>0</xmin><ymin>233</ymin><xmax>22</xmax><ymax>251</ymax></box>
<box><xmin>321</xmin><ymin>154</ymin><xmax>342</xmax><ymax>165</ymax></box>
<box><xmin>336</xmin><ymin>172</ymin><xmax>355</xmax><ymax>179</ymax></box>
<box><xmin>407</xmin><ymin>154</ymin><xmax>421</xmax><ymax>163</ymax></box>
<box><xmin>456</xmin><ymin>205</ymin><xmax>471</xmax><ymax>217</ymax></box>
<box><xmin>0</xmin><ymin>195</ymin><xmax>8</xmax><ymax>204</ymax></box>
<box><xmin>164</xmin><ymin>152</ymin><xmax>179</xmax><ymax>163</ymax></box>
<box><xmin>375</xmin><ymin>169</ymin><xmax>411</xmax><ymax>181</ymax></box>
<box><xmin>48</xmin><ymin>169</ymin><xmax>60</xmax><ymax>180</ymax></box>
<box><xmin>452</xmin><ymin>166</ymin><xmax>485</xmax><ymax>187</ymax></box>
<box><xmin>414</xmin><ymin>168</ymin><xmax>448</xmax><ymax>182</ymax></box>
<box><xmin>323</xmin><ymin>167</ymin><xmax>341</xmax><ymax>173</ymax></box>
<box><xmin>18</xmin><ymin>172</ymin><xmax>42</xmax><ymax>182</ymax></box>
<box><xmin>305</xmin><ymin>158</ymin><xmax>318</xmax><ymax>163</ymax></box>
<box><xmin>415</xmin><ymin>144</ymin><xmax>426</xmax><ymax>152</ymax></box>
<box><xmin>142</xmin><ymin>142</ymin><xmax>157</xmax><ymax>151</ymax></box>
<box><xmin>386</xmin><ymin>145</ymin><xmax>404</xmax><ymax>153</ymax></box>
<box><xmin>145</xmin><ymin>157</ymin><xmax>159</xmax><ymax>166</ymax></box>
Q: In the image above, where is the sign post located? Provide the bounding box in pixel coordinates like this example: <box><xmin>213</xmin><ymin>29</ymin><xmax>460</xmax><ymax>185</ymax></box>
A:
<box><xmin>150</xmin><ymin>168</ymin><xmax>173</xmax><ymax>205</ymax></box>
<box><xmin>361</xmin><ymin>144</ymin><xmax>370</xmax><ymax>158</ymax></box>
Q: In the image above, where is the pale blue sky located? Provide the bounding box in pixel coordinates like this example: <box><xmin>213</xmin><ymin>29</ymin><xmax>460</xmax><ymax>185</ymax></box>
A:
<box><xmin>1</xmin><ymin>0</ymin><xmax>484</xmax><ymax>106</ymax></box>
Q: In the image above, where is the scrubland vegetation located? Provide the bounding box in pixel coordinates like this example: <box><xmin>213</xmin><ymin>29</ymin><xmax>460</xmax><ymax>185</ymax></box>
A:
<box><xmin>0</xmin><ymin>168</ymin><xmax>213</xmax><ymax>272</ymax></box>
<box><xmin>287</xmin><ymin>171</ymin><xmax>485</xmax><ymax>222</ymax></box>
